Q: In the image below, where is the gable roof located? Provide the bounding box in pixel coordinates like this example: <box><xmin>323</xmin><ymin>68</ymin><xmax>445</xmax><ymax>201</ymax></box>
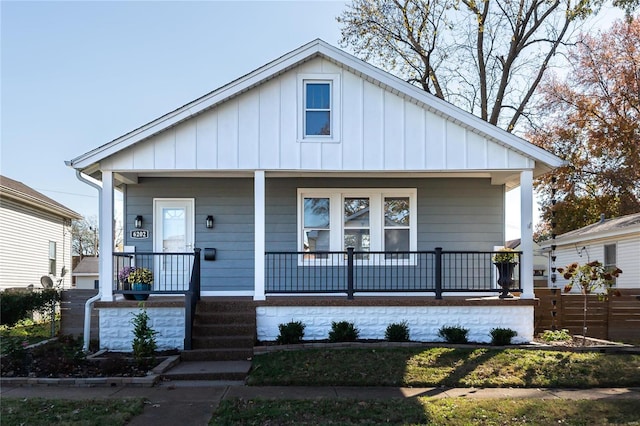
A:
<box><xmin>540</xmin><ymin>212</ymin><xmax>640</xmax><ymax>247</ymax></box>
<box><xmin>0</xmin><ymin>175</ymin><xmax>82</xmax><ymax>220</ymax></box>
<box><xmin>68</xmin><ymin>39</ymin><xmax>563</xmax><ymax>178</ymax></box>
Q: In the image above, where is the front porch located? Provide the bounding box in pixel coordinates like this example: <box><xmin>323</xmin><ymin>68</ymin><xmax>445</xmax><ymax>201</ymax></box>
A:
<box><xmin>94</xmin><ymin>249</ymin><xmax>533</xmax><ymax>352</ymax></box>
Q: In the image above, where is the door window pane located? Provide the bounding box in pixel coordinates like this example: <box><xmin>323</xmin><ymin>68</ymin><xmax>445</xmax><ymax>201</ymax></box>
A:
<box><xmin>163</xmin><ymin>208</ymin><xmax>186</xmax><ymax>252</ymax></box>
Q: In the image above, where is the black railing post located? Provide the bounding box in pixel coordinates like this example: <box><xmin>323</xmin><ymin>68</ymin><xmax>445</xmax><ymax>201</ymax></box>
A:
<box><xmin>184</xmin><ymin>248</ymin><xmax>201</xmax><ymax>351</ymax></box>
<box><xmin>435</xmin><ymin>247</ymin><xmax>443</xmax><ymax>299</ymax></box>
<box><xmin>347</xmin><ymin>247</ymin><xmax>354</xmax><ymax>300</ymax></box>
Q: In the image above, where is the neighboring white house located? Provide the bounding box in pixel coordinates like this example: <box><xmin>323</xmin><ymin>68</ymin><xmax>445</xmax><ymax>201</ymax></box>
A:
<box><xmin>0</xmin><ymin>175</ymin><xmax>82</xmax><ymax>291</ymax></box>
<box><xmin>72</xmin><ymin>256</ymin><xmax>99</xmax><ymax>289</ymax></box>
<box><xmin>67</xmin><ymin>39</ymin><xmax>564</xmax><ymax>349</ymax></box>
<box><xmin>539</xmin><ymin>213</ymin><xmax>640</xmax><ymax>289</ymax></box>
<box><xmin>505</xmin><ymin>238</ymin><xmax>548</xmax><ymax>287</ymax></box>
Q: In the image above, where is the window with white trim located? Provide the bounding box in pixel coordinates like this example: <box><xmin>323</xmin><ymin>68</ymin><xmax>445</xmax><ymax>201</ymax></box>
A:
<box><xmin>298</xmin><ymin>189</ymin><xmax>416</xmax><ymax>258</ymax></box>
<box><xmin>297</xmin><ymin>74</ymin><xmax>341</xmax><ymax>142</ymax></box>
<box><xmin>48</xmin><ymin>241</ymin><xmax>57</xmax><ymax>276</ymax></box>
<box><xmin>604</xmin><ymin>243</ymin><xmax>617</xmax><ymax>284</ymax></box>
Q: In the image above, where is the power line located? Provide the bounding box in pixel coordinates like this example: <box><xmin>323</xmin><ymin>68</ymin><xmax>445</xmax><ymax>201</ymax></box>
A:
<box><xmin>34</xmin><ymin>188</ymin><xmax>97</xmax><ymax>198</ymax></box>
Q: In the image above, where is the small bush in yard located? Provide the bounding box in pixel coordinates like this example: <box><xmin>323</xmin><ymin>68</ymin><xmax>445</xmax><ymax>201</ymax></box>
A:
<box><xmin>385</xmin><ymin>321</ymin><xmax>410</xmax><ymax>342</ymax></box>
<box><xmin>328</xmin><ymin>321</ymin><xmax>359</xmax><ymax>342</ymax></box>
<box><xmin>540</xmin><ymin>329</ymin><xmax>572</xmax><ymax>342</ymax></box>
<box><xmin>438</xmin><ymin>325</ymin><xmax>469</xmax><ymax>344</ymax></box>
<box><xmin>277</xmin><ymin>320</ymin><xmax>305</xmax><ymax>345</ymax></box>
<box><xmin>131</xmin><ymin>306</ymin><xmax>158</xmax><ymax>366</ymax></box>
<box><xmin>490</xmin><ymin>328</ymin><xmax>517</xmax><ymax>345</ymax></box>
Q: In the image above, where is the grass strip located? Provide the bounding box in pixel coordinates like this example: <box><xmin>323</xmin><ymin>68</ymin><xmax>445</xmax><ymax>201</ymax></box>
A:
<box><xmin>210</xmin><ymin>398</ymin><xmax>640</xmax><ymax>425</ymax></box>
<box><xmin>1</xmin><ymin>398</ymin><xmax>145</xmax><ymax>426</ymax></box>
<box><xmin>248</xmin><ymin>347</ymin><xmax>640</xmax><ymax>387</ymax></box>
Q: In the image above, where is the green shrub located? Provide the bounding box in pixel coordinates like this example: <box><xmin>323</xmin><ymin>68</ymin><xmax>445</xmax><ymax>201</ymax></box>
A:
<box><xmin>385</xmin><ymin>321</ymin><xmax>410</xmax><ymax>342</ymax></box>
<box><xmin>277</xmin><ymin>320</ymin><xmax>305</xmax><ymax>345</ymax></box>
<box><xmin>0</xmin><ymin>289</ymin><xmax>60</xmax><ymax>327</ymax></box>
<box><xmin>540</xmin><ymin>329</ymin><xmax>572</xmax><ymax>342</ymax></box>
<box><xmin>490</xmin><ymin>328</ymin><xmax>518</xmax><ymax>345</ymax></box>
<box><xmin>328</xmin><ymin>321</ymin><xmax>359</xmax><ymax>342</ymax></box>
<box><xmin>131</xmin><ymin>306</ymin><xmax>158</xmax><ymax>366</ymax></box>
<box><xmin>437</xmin><ymin>325</ymin><xmax>469</xmax><ymax>344</ymax></box>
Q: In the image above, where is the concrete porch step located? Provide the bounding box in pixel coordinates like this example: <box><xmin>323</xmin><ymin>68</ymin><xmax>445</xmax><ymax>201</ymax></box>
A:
<box><xmin>161</xmin><ymin>360</ymin><xmax>251</xmax><ymax>382</ymax></box>
<box><xmin>192</xmin><ymin>323</ymin><xmax>256</xmax><ymax>336</ymax></box>
<box><xmin>180</xmin><ymin>348</ymin><xmax>253</xmax><ymax>362</ymax></box>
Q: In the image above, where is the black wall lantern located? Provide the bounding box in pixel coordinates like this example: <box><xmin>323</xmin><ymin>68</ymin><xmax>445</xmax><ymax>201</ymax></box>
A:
<box><xmin>134</xmin><ymin>215</ymin><xmax>143</xmax><ymax>229</ymax></box>
<box><xmin>206</xmin><ymin>215</ymin><xmax>215</xmax><ymax>229</ymax></box>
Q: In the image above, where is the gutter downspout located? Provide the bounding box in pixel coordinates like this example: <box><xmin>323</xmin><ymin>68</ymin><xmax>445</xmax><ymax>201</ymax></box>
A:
<box><xmin>73</xmin><ymin>169</ymin><xmax>102</xmax><ymax>352</ymax></box>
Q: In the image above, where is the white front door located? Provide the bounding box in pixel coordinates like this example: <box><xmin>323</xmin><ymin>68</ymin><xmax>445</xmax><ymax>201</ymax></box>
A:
<box><xmin>153</xmin><ymin>199</ymin><xmax>195</xmax><ymax>290</ymax></box>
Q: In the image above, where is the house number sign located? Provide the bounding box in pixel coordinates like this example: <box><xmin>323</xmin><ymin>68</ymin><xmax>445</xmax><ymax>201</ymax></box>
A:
<box><xmin>130</xmin><ymin>230</ymin><xmax>149</xmax><ymax>239</ymax></box>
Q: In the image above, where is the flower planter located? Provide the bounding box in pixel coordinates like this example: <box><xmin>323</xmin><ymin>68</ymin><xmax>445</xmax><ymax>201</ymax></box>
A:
<box><xmin>119</xmin><ymin>281</ymin><xmax>136</xmax><ymax>300</ymax></box>
<box><xmin>494</xmin><ymin>262</ymin><xmax>516</xmax><ymax>299</ymax></box>
<box><xmin>132</xmin><ymin>283</ymin><xmax>151</xmax><ymax>301</ymax></box>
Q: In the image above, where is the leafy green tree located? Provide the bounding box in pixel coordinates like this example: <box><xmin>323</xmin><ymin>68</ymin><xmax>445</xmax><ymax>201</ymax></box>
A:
<box><xmin>529</xmin><ymin>17</ymin><xmax>640</xmax><ymax>239</ymax></box>
<box><xmin>338</xmin><ymin>0</ymin><xmax>623</xmax><ymax>132</ymax></box>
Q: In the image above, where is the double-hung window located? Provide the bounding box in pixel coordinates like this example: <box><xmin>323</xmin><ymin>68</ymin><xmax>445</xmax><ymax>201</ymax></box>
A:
<box><xmin>297</xmin><ymin>74</ymin><xmax>341</xmax><ymax>142</ymax></box>
<box><xmin>298</xmin><ymin>189</ymin><xmax>416</xmax><ymax>262</ymax></box>
<box><xmin>48</xmin><ymin>241</ymin><xmax>57</xmax><ymax>275</ymax></box>
<box><xmin>604</xmin><ymin>243</ymin><xmax>617</xmax><ymax>285</ymax></box>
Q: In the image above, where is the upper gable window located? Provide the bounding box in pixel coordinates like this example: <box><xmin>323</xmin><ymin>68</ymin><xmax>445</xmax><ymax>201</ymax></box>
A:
<box><xmin>305</xmin><ymin>82</ymin><xmax>331</xmax><ymax>136</ymax></box>
<box><xmin>298</xmin><ymin>74</ymin><xmax>341</xmax><ymax>143</ymax></box>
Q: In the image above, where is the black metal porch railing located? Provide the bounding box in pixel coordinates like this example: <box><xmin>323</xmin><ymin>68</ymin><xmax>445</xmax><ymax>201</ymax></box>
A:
<box><xmin>113</xmin><ymin>249</ymin><xmax>201</xmax><ymax>350</ymax></box>
<box><xmin>265</xmin><ymin>248</ymin><xmax>522</xmax><ymax>299</ymax></box>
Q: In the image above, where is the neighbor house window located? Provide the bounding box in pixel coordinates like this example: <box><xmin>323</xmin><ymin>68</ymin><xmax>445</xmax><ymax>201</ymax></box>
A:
<box><xmin>604</xmin><ymin>243</ymin><xmax>617</xmax><ymax>284</ymax></box>
<box><xmin>48</xmin><ymin>241</ymin><xmax>57</xmax><ymax>275</ymax></box>
<box><xmin>297</xmin><ymin>74</ymin><xmax>341</xmax><ymax>142</ymax></box>
<box><xmin>298</xmin><ymin>189</ymin><xmax>416</xmax><ymax>261</ymax></box>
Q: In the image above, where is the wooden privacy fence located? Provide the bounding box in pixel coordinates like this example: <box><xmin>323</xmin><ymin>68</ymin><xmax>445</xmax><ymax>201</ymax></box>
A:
<box><xmin>535</xmin><ymin>288</ymin><xmax>640</xmax><ymax>343</ymax></box>
<box><xmin>59</xmin><ymin>289</ymin><xmax>99</xmax><ymax>341</ymax></box>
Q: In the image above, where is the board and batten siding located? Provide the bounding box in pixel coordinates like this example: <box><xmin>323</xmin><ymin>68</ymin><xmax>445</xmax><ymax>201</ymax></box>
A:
<box><xmin>0</xmin><ymin>198</ymin><xmax>73</xmax><ymax>290</ymax></box>
<box><xmin>552</xmin><ymin>235</ymin><xmax>640</xmax><ymax>289</ymax></box>
<box><xmin>265</xmin><ymin>177</ymin><xmax>504</xmax><ymax>252</ymax></box>
<box><xmin>101</xmin><ymin>57</ymin><xmax>533</xmax><ymax>174</ymax></box>
<box><xmin>125</xmin><ymin>178</ymin><xmax>255</xmax><ymax>292</ymax></box>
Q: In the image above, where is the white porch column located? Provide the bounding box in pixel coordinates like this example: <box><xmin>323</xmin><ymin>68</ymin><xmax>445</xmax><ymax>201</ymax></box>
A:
<box><xmin>519</xmin><ymin>170</ymin><xmax>535</xmax><ymax>299</ymax></box>
<box><xmin>254</xmin><ymin>170</ymin><xmax>266</xmax><ymax>301</ymax></box>
<box><xmin>100</xmin><ymin>170</ymin><xmax>115</xmax><ymax>301</ymax></box>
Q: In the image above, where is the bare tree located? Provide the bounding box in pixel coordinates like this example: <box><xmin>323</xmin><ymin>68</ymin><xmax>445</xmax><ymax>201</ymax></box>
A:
<box><xmin>338</xmin><ymin>0</ymin><xmax>620</xmax><ymax>132</ymax></box>
<box><xmin>71</xmin><ymin>216</ymin><xmax>99</xmax><ymax>258</ymax></box>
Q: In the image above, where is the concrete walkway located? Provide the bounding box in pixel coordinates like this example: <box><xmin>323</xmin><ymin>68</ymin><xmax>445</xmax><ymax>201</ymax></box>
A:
<box><xmin>2</xmin><ymin>383</ymin><xmax>639</xmax><ymax>426</ymax></box>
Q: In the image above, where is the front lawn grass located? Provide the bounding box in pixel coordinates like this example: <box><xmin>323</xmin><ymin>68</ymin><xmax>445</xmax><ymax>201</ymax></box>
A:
<box><xmin>0</xmin><ymin>319</ymin><xmax>56</xmax><ymax>355</ymax></box>
<box><xmin>248</xmin><ymin>347</ymin><xmax>640</xmax><ymax>388</ymax></box>
<box><xmin>1</xmin><ymin>398</ymin><xmax>145</xmax><ymax>426</ymax></box>
<box><xmin>210</xmin><ymin>398</ymin><xmax>640</xmax><ymax>425</ymax></box>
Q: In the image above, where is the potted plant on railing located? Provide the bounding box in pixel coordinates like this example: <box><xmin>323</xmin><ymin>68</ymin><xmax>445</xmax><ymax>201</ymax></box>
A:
<box><xmin>118</xmin><ymin>266</ymin><xmax>137</xmax><ymax>300</ymax></box>
<box><xmin>492</xmin><ymin>248</ymin><xmax>519</xmax><ymax>299</ymax></box>
<box><xmin>127</xmin><ymin>267</ymin><xmax>153</xmax><ymax>301</ymax></box>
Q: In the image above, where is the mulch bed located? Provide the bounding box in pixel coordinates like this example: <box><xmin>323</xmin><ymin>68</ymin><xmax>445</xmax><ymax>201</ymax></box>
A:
<box><xmin>0</xmin><ymin>335</ymin><xmax>178</xmax><ymax>378</ymax></box>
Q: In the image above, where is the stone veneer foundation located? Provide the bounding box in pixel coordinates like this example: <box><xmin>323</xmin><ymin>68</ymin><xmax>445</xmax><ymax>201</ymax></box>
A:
<box><xmin>95</xmin><ymin>299</ymin><xmax>185</xmax><ymax>351</ymax></box>
<box><xmin>256</xmin><ymin>297</ymin><xmax>536</xmax><ymax>344</ymax></box>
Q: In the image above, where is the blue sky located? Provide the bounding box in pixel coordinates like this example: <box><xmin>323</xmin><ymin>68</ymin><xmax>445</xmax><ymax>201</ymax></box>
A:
<box><xmin>1</xmin><ymin>0</ymin><xmax>347</xmax><ymax>217</ymax></box>
<box><xmin>1</xmin><ymin>1</ymin><xmax>622</xmax><ymax>240</ymax></box>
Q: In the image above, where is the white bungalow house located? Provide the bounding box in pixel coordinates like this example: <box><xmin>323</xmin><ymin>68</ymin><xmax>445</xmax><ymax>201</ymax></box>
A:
<box><xmin>0</xmin><ymin>175</ymin><xmax>81</xmax><ymax>291</ymax></box>
<box><xmin>540</xmin><ymin>213</ymin><xmax>640</xmax><ymax>290</ymax></box>
<box><xmin>67</xmin><ymin>40</ymin><xmax>563</xmax><ymax>352</ymax></box>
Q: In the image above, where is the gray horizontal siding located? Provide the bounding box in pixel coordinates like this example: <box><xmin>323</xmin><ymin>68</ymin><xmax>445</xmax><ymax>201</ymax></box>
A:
<box><xmin>125</xmin><ymin>177</ymin><xmax>254</xmax><ymax>292</ymax></box>
<box><xmin>124</xmin><ymin>176</ymin><xmax>504</xmax><ymax>292</ymax></box>
<box><xmin>266</xmin><ymin>177</ymin><xmax>504</xmax><ymax>252</ymax></box>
